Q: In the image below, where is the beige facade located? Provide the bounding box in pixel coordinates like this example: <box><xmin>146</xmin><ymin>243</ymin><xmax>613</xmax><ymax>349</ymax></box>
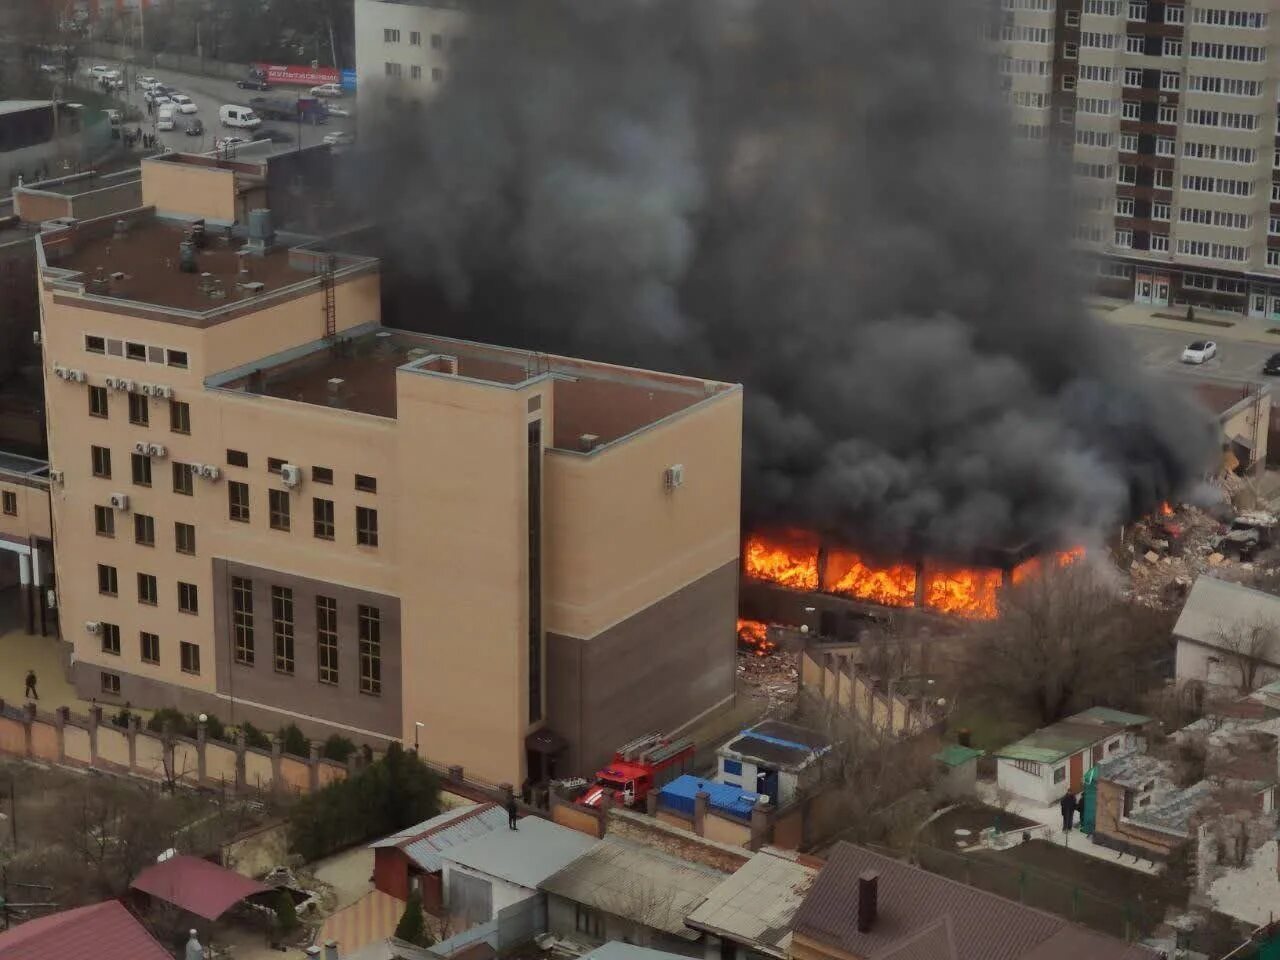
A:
<box><xmin>36</xmin><ymin>151</ymin><xmax>742</xmax><ymax>787</ymax></box>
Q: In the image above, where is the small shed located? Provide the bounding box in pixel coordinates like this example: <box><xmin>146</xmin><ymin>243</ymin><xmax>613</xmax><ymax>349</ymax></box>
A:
<box><xmin>994</xmin><ymin>708</ymin><xmax>1150</xmax><ymax>804</ymax></box>
<box><xmin>715</xmin><ymin>720</ymin><xmax>832</xmax><ymax>806</ymax></box>
<box><xmin>130</xmin><ymin>854</ymin><xmax>270</xmax><ymax>921</ymax></box>
<box><xmin>933</xmin><ymin>745</ymin><xmax>983</xmax><ymax>798</ymax></box>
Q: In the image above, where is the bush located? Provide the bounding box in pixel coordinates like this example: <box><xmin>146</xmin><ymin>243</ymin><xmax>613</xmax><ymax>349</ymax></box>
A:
<box><xmin>147</xmin><ymin>707</ymin><xmax>196</xmax><ymax>739</ymax></box>
<box><xmin>288</xmin><ymin>744</ymin><xmax>441</xmax><ymax>862</ymax></box>
<box><xmin>110</xmin><ymin>705</ymin><xmax>133</xmax><ymax>728</ymax></box>
<box><xmin>322</xmin><ymin>734</ymin><xmax>357</xmax><ymax>764</ymax></box>
<box><xmin>274</xmin><ymin>889</ymin><xmax>298</xmax><ymax>936</ymax></box>
<box><xmin>241</xmin><ymin>722</ymin><xmax>272</xmax><ymax>751</ymax></box>
<box><xmin>202</xmin><ymin>713</ymin><xmax>226</xmax><ymax>743</ymax></box>
<box><xmin>394</xmin><ymin>897</ymin><xmax>432</xmax><ymax>947</ymax></box>
<box><xmin>279</xmin><ymin>723</ymin><xmax>310</xmax><ymax>758</ymax></box>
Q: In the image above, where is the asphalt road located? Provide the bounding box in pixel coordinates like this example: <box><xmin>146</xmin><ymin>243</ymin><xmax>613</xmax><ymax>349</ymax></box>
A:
<box><xmin>83</xmin><ymin>58</ymin><xmax>355</xmax><ymax>156</ymax></box>
<box><xmin>1117</xmin><ymin>324</ymin><xmax>1280</xmax><ymax>385</ymax></box>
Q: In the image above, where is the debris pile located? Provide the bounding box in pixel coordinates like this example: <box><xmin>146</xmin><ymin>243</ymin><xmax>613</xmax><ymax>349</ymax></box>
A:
<box><xmin>737</xmin><ymin>639</ymin><xmax>799</xmax><ymax>709</ymax></box>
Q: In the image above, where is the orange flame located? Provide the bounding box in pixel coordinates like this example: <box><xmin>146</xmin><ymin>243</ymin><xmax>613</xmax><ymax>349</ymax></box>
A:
<box><xmin>826</xmin><ymin>548</ymin><xmax>916</xmax><ymax>607</ymax></box>
<box><xmin>1010</xmin><ymin>546</ymin><xmax>1086</xmax><ymax>586</ymax></box>
<box><xmin>736</xmin><ymin>618</ymin><xmax>776</xmax><ymax>657</ymax></box>
<box><xmin>743</xmin><ymin>532</ymin><xmax>819</xmax><ymax>591</ymax></box>
<box><xmin>1158</xmin><ymin>501</ymin><xmax>1174</xmax><ymax>518</ymax></box>
<box><xmin>923</xmin><ymin>568</ymin><xmax>1002</xmax><ymax>619</ymax></box>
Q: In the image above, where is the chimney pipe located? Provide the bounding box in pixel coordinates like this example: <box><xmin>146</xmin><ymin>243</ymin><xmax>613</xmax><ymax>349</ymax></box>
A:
<box><xmin>958</xmin><ymin>729</ymin><xmax>972</xmax><ymax>748</ymax></box>
<box><xmin>857</xmin><ymin>871</ymin><xmax>879</xmax><ymax>933</ymax></box>
<box><xmin>324</xmin><ymin>941</ymin><xmax>340</xmax><ymax>960</ymax></box>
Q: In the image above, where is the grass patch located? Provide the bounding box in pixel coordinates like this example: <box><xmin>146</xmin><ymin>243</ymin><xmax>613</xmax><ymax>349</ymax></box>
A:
<box><xmin>1153</xmin><ymin>312</ymin><xmax>1234</xmax><ymax>327</ymax></box>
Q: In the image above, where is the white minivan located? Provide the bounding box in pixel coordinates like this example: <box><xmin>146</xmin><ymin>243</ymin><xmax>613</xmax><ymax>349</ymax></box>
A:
<box><xmin>156</xmin><ymin>103</ymin><xmax>176</xmax><ymax>131</ymax></box>
<box><xmin>219</xmin><ymin>104</ymin><xmax>261</xmax><ymax>129</ymax></box>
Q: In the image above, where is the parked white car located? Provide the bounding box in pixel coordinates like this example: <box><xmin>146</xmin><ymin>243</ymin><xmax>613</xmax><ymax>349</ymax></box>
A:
<box><xmin>136</xmin><ymin>74</ymin><xmax>157</xmax><ymax>89</ymax></box>
<box><xmin>171</xmin><ymin>94</ymin><xmax>198</xmax><ymax>114</ymax></box>
<box><xmin>214</xmin><ymin>135</ymin><xmax>248</xmax><ymax>151</ymax></box>
<box><xmin>322</xmin><ymin>130</ymin><xmax>354</xmax><ymax>146</ymax></box>
<box><xmin>325</xmin><ymin>104</ymin><xmax>350</xmax><ymax>118</ymax></box>
<box><xmin>88</xmin><ymin>64</ymin><xmax>111</xmax><ymax>77</ymax></box>
<box><xmin>1181</xmin><ymin>340</ymin><xmax>1218</xmax><ymax>364</ymax></box>
<box><xmin>309</xmin><ymin>83</ymin><xmax>343</xmax><ymax>98</ymax></box>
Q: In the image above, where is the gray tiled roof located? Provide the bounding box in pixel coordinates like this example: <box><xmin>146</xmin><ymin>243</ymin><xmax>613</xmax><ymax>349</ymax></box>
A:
<box><xmin>369</xmin><ymin>803</ymin><xmax>508</xmax><ymax>872</ymax></box>
<box><xmin>685</xmin><ymin>850</ymin><xmax>818</xmax><ymax>958</ymax></box>
<box><xmin>1174</xmin><ymin>577</ymin><xmax>1280</xmax><ymax>665</ymax></box>
<box><xmin>441</xmin><ymin>816</ymin><xmax>595</xmax><ymax>890</ymax></box>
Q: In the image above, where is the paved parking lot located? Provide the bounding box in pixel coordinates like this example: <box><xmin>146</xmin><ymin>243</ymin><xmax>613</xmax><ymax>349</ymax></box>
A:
<box><xmin>1120</xmin><ymin>325</ymin><xmax>1280</xmax><ymax>384</ymax></box>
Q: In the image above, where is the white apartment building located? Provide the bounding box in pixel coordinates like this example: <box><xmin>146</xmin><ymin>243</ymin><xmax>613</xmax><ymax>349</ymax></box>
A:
<box><xmin>353</xmin><ymin>0</ymin><xmax>468</xmax><ymax>132</ymax></box>
<box><xmin>1000</xmin><ymin>0</ymin><xmax>1280</xmax><ymax>318</ymax></box>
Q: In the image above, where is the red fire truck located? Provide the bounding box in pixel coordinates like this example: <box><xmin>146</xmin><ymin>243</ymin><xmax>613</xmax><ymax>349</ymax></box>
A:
<box><xmin>579</xmin><ymin>733</ymin><xmax>696</xmax><ymax>808</ymax></box>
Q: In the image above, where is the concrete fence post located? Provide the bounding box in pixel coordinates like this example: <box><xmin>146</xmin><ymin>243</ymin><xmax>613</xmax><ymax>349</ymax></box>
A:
<box><xmin>308</xmin><ymin>741</ymin><xmax>321</xmax><ymax>794</ymax></box>
<box><xmin>22</xmin><ymin>702</ymin><xmax>36</xmax><ymax>758</ymax></box>
<box><xmin>270</xmin><ymin>735</ymin><xmax>283</xmax><ymax>796</ymax></box>
<box><xmin>646</xmin><ymin>789</ymin><xmax>659</xmax><ymax>817</ymax></box>
<box><xmin>55</xmin><ymin>706</ymin><xmax>69</xmax><ymax>763</ymax></box>
<box><xmin>887</xmin><ymin>680</ymin><xmax>897</xmax><ymax>734</ymax></box>
<box><xmin>89</xmin><ymin>703</ymin><xmax>102</xmax><ymax>767</ymax></box>
<box><xmin>196</xmin><ymin>720</ymin><xmax>208</xmax><ymax>785</ymax></box>
<box><xmin>127</xmin><ymin>714</ymin><xmax>140</xmax><ymax>771</ymax></box>
<box><xmin>847</xmin><ymin>658</ymin><xmax>859</xmax><ymax>717</ymax></box>
<box><xmin>234</xmin><ymin>728</ymin><xmax>247</xmax><ymax>792</ymax></box>
<box><xmin>448</xmin><ymin>764</ymin><xmax>464</xmax><ymax>784</ymax></box>
<box><xmin>160</xmin><ymin>721</ymin><xmax>176</xmax><ymax>787</ymax></box>
<box><xmin>694</xmin><ymin>790</ymin><xmax>709</xmax><ymax>837</ymax></box>
<box><xmin>750</xmin><ymin>796</ymin><xmax>771</xmax><ymax>850</ymax></box>
<box><xmin>820</xmin><ymin>653</ymin><xmax>831</xmax><ymax>698</ymax></box>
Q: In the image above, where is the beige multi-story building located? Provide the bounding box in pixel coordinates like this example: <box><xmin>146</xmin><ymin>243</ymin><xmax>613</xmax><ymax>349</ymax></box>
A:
<box><xmin>33</xmin><ymin>150</ymin><xmax>742</xmax><ymax>786</ymax></box>
<box><xmin>352</xmin><ymin>0</ymin><xmax>467</xmax><ymax>132</ymax></box>
<box><xmin>1000</xmin><ymin>0</ymin><xmax>1280</xmax><ymax>316</ymax></box>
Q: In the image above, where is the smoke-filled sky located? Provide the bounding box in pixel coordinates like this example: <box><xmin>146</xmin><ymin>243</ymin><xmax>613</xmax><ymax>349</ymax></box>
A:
<box><xmin>357</xmin><ymin>0</ymin><xmax>1217</xmax><ymax>560</ymax></box>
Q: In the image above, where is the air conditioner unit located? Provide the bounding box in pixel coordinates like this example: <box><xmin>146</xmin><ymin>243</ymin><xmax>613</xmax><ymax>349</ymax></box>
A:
<box><xmin>48</xmin><ymin>469</ymin><xmax>64</xmax><ymax>484</ymax></box>
<box><xmin>46</xmin><ymin>589</ymin><xmax>56</xmax><ymax>610</ymax></box>
<box><xmin>140</xmin><ymin>383</ymin><xmax>155</xmax><ymax>397</ymax></box>
<box><xmin>663</xmin><ymin>464</ymin><xmax>685</xmax><ymax>491</ymax></box>
<box><xmin>121</xmin><ymin>380</ymin><xmax>136</xmax><ymax>393</ymax></box>
<box><xmin>105</xmin><ymin>376</ymin><xmax>121</xmax><ymax>390</ymax></box>
<box><xmin>69</xmin><ymin>369</ymin><xmax>87</xmax><ymax>383</ymax></box>
<box><xmin>280</xmin><ymin>463</ymin><xmax>302</xmax><ymax>487</ymax></box>
<box><xmin>147</xmin><ymin>443</ymin><xmax>167</xmax><ymax>458</ymax></box>
<box><xmin>133</xmin><ymin>441</ymin><xmax>150</xmax><ymax>456</ymax></box>
<box><xmin>84</xmin><ymin>620</ymin><xmax>102</xmax><ymax>635</ymax></box>
<box><xmin>31</xmin><ymin>330</ymin><xmax>40</xmax><ymax>346</ymax></box>
<box><xmin>53</xmin><ymin>364</ymin><xmax>69</xmax><ymax>380</ymax></box>
<box><xmin>200</xmin><ymin>464</ymin><xmax>221</xmax><ymax>481</ymax></box>
<box><xmin>108</xmin><ymin>492</ymin><xmax>130</xmax><ymax>511</ymax></box>
<box><xmin>156</xmin><ymin>385</ymin><xmax>174</xmax><ymax>400</ymax></box>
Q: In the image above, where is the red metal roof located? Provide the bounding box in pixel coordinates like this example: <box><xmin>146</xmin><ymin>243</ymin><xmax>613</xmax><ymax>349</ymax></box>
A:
<box><xmin>131</xmin><ymin>854</ymin><xmax>270</xmax><ymax>921</ymax></box>
<box><xmin>0</xmin><ymin>900</ymin><xmax>171</xmax><ymax>960</ymax></box>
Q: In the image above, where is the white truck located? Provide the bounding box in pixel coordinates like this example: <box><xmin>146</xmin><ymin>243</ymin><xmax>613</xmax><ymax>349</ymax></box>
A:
<box><xmin>219</xmin><ymin>104</ymin><xmax>261</xmax><ymax>129</ymax></box>
<box><xmin>156</xmin><ymin>103</ymin><xmax>176</xmax><ymax>131</ymax></box>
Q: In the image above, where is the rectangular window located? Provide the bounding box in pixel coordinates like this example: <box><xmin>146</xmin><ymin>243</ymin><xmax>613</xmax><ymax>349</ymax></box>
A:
<box><xmin>1150</xmin><ymin>234</ymin><xmax>1170</xmax><ymax>252</ymax></box>
<box><xmin>128</xmin><ymin>392</ymin><xmax>148</xmax><ymax>426</ymax></box>
<box><xmin>410</xmin><ymin>65</ymin><xmax>422</xmax><ymax>80</ymax></box>
<box><xmin>311</xmin><ymin>466</ymin><xmax>333</xmax><ymax>484</ymax></box>
<box><xmin>102</xmin><ymin>621</ymin><xmax>121</xmax><ymax>656</ymax></box>
<box><xmin>1118</xmin><ymin>164</ymin><xmax>1137</xmax><ymax>185</ymax></box>
<box><xmin>91</xmin><ymin>445</ymin><xmax>112</xmax><ymax>478</ymax></box>
<box><xmin>359</xmin><ymin>604</ymin><xmax>382</xmax><ymax>695</ymax></box>
<box><xmin>1062</xmin><ymin>42</ymin><xmax>1078</xmax><ymax>60</ymax></box>
<box><xmin>180</xmin><ymin>641</ymin><xmax>200</xmax><ymax>675</ymax></box>
<box><xmin>175</xmin><ymin>521</ymin><xmax>196</xmax><ymax>555</ymax></box>
<box><xmin>226</xmin><ymin>449</ymin><xmax>249</xmax><ymax>468</ymax></box>
<box><xmin>147</xmin><ymin>345</ymin><xmax>164</xmax><ymax>364</ymax></box>
<box><xmin>1065</xmin><ymin>9</ymin><xmax>1080</xmax><ymax>25</ymax></box>
<box><xmin>355</xmin><ymin>474</ymin><xmax>377</xmax><ymax>493</ymax></box>
<box><xmin>125</xmin><ymin>341</ymin><xmax>147</xmax><ymax>361</ymax></box>
<box><xmin>85</xmin><ymin>334</ymin><xmax>105</xmax><ymax>354</ymax></box>
<box><xmin>1127</xmin><ymin>0</ymin><xmax>1146</xmax><ymax>19</ymax></box>
<box><xmin>1116</xmin><ymin>197</ymin><xmax>1135</xmax><ymax>216</ymax></box>
<box><xmin>134</xmin><ymin>512</ymin><xmax>155</xmax><ymax>546</ymax></box>
<box><xmin>1269</xmin><ymin>249</ymin><xmax>1280</xmax><ymax>267</ymax></box>
<box><xmin>1119</xmin><ymin>132</ymin><xmax>1137</xmax><ymax>152</ymax></box>
<box><xmin>1122</xmin><ymin>100</ymin><xmax>1140</xmax><ymax>120</ymax></box>
<box><xmin>0</xmin><ymin>491</ymin><xmax>13</xmax><ymax>517</ymax></box>
<box><xmin>232</xmin><ymin>576</ymin><xmax>254</xmax><ymax>665</ymax></box>
<box><xmin>410</xmin><ymin>30</ymin><xmax>421</xmax><ymax>45</ymax></box>
<box><xmin>140</xmin><ymin>631</ymin><xmax>160</xmax><ymax>665</ymax></box>
<box><xmin>1125</xmin><ymin>34</ymin><xmax>1144</xmax><ymax>54</ymax></box>
<box><xmin>166</xmin><ymin>349</ymin><xmax>188</xmax><ymax>369</ymax></box>
<box><xmin>431</xmin><ymin>33</ymin><xmax>443</xmax><ymax>48</ymax></box>
<box><xmin>178</xmin><ymin>581</ymin><xmax>198</xmax><ymax>614</ymax></box>
<box><xmin>384</xmin><ymin>61</ymin><xmax>402</xmax><ymax>78</ymax></box>
<box><xmin>313</xmin><ymin>498</ymin><xmax>335</xmax><ymax>539</ymax></box>
<box><xmin>1115</xmin><ymin>229</ymin><xmax>1133</xmax><ymax>248</ymax></box>
<box><xmin>1163</xmin><ymin>37</ymin><xmax>1182</xmax><ymax>57</ymax></box>
<box><xmin>1123</xmin><ymin>67</ymin><xmax>1142</xmax><ymax>87</ymax></box>
<box><xmin>317</xmin><ymin>595</ymin><xmax>338</xmax><ymax>685</ymax></box>
<box><xmin>1164</xmin><ymin>4</ymin><xmax>1183</xmax><ymax>23</ymax></box>
<box><xmin>432</xmin><ymin>68</ymin><xmax>443</xmax><ymax>82</ymax></box>
<box><xmin>1154</xmin><ymin>168</ymin><xmax>1173</xmax><ymax>188</ymax></box>
<box><xmin>101</xmin><ymin>671</ymin><xmax>120</xmax><ymax>695</ymax></box>
<box><xmin>131</xmin><ymin>452</ymin><xmax>152</xmax><ymax>487</ymax></box>
<box><xmin>229</xmin><ymin>480</ymin><xmax>250</xmax><ymax>522</ymax></box>
<box><xmin>272</xmin><ymin>585</ymin><xmax>295</xmax><ymax>674</ymax></box>
<box><xmin>1160</xmin><ymin>71</ymin><xmax>1180</xmax><ymax>92</ymax></box>
<box><xmin>137</xmin><ymin>572</ymin><xmax>157</xmax><ymax>605</ymax></box>
<box><xmin>1158</xmin><ymin>105</ymin><xmax>1176</xmax><ymax>125</ymax></box>
<box><xmin>94</xmin><ymin>504</ymin><xmax>115</xmax><ymax>537</ymax></box>
<box><xmin>98</xmin><ymin>563</ymin><xmax>118</xmax><ymax>596</ymax></box>
<box><xmin>1152</xmin><ymin>201</ymin><xmax>1170</xmax><ymax>220</ymax></box>
<box><xmin>384</xmin><ymin>27</ymin><xmax>400</xmax><ymax>42</ymax></box>
<box><xmin>267</xmin><ymin>457</ymin><xmax>286</xmax><ymax>475</ymax></box>
<box><xmin>169</xmin><ymin>400</ymin><xmax>190</xmax><ymax>435</ymax></box>
<box><xmin>356</xmin><ymin>506</ymin><xmax>379</xmax><ymax>546</ymax></box>
<box><xmin>269</xmin><ymin>489</ymin><xmax>291</xmax><ymax>531</ymax></box>
<box><xmin>1156</xmin><ymin>137</ymin><xmax>1175</xmax><ymax>157</ymax></box>
<box><xmin>172</xmin><ymin>461</ymin><xmax>194</xmax><ymax>496</ymax></box>
<box><xmin>89</xmin><ymin>385</ymin><xmax>108</xmax><ymax>418</ymax></box>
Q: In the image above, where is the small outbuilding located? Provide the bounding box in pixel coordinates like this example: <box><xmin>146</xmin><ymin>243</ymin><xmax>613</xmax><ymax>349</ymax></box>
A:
<box><xmin>715</xmin><ymin>720</ymin><xmax>832</xmax><ymax>806</ymax></box>
<box><xmin>933</xmin><ymin>744</ymin><xmax>983</xmax><ymax>799</ymax></box>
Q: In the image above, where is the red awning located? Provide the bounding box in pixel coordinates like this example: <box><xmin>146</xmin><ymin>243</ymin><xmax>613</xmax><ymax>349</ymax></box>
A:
<box><xmin>131</xmin><ymin>855</ymin><xmax>271</xmax><ymax>921</ymax></box>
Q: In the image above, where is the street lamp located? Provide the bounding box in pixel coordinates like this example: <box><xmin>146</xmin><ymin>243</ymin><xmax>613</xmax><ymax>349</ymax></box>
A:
<box><xmin>414</xmin><ymin>721</ymin><xmax>425</xmax><ymax>754</ymax></box>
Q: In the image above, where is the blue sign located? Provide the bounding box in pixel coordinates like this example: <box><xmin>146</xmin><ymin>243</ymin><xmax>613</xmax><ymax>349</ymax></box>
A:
<box><xmin>341</xmin><ymin>68</ymin><xmax>357</xmax><ymax>91</ymax></box>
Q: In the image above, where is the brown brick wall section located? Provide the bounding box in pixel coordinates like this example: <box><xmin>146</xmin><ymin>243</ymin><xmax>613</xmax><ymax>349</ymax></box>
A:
<box><xmin>1093</xmin><ymin>779</ymin><xmax>1182</xmax><ymax>859</ymax></box>
<box><xmin>13</xmin><ymin>191</ymin><xmax>70</xmax><ymax>224</ymax></box>
<box><xmin>606</xmin><ymin>808</ymin><xmax>750</xmax><ymax>874</ymax></box>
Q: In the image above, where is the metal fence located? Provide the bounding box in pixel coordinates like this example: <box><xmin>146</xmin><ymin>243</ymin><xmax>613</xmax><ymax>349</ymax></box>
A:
<box><xmin>913</xmin><ymin>844</ymin><xmax>1163</xmax><ymax>942</ymax></box>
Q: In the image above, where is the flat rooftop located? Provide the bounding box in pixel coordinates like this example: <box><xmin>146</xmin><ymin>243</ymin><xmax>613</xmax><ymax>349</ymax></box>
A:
<box><xmin>44</xmin><ymin>216</ymin><xmax>318</xmax><ymax>313</ymax></box>
<box><xmin>0</xmin><ymin>100</ymin><xmax>53</xmax><ymax>117</ymax></box>
<box><xmin>27</xmin><ymin>171</ymin><xmax>140</xmax><ymax>196</ymax></box>
<box><xmin>217</xmin><ymin>328</ymin><xmax>736</xmax><ymax>448</ymax></box>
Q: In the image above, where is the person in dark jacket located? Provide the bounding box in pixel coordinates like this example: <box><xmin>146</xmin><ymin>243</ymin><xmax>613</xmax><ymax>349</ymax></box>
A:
<box><xmin>23</xmin><ymin>670</ymin><xmax>37</xmax><ymax>700</ymax></box>
<box><xmin>506</xmin><ymin>794</ymin><xmax>519</xmax><ymax>830</ymax></box>
<box><xmin>1059</xmin><ymin>791</ymin><xmax>1077</xmax><ymax>832</ymax></box>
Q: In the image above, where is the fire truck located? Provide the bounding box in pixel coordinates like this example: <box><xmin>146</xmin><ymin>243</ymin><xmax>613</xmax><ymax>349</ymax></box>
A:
<box><xmin>579</xmin><ymin>733</ymin><xmax>696</xmax><ymax>809</ymax></box>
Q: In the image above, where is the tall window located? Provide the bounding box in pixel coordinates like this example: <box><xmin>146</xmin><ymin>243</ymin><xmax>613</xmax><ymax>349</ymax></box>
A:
<box><xmin>175</xmin><ymin>521</ymin><xmax>196</xmax><ymax>555</ymax></box>
<box><xmin>269</xmin><ymin>489</ymin><xmax>291</xmax><ymax>531</ymax></box>
<box><xmin>313</xmin><ymin>498</ymin><xmax>335</xmax><ymax>539</ymax></box>
<box><xmin>97</xmin><ymin>563</ymin><xmax>118</xmax><ymax>596</ymax></box>
<box><xmin>232</xmin><ymin>576</ymin><xmax>254</xmax><ymax>665</ymax></box>
<box><xmin>170</xmin><ymin>400</ymin><xmax>190</xmax><ymax>434</ymax></box>
<box><xmin>178</xmin><ymin>581</ymin><xmax>198</xmax><ymax>614</ymax></box>
<box><xmin>180</xmin><ymin>641</ymin><xmax>200</xmax><ymax>675</ymax></box>
<box><xmin>229</xmin><ymin>481</ymin><xmax>250</xmax><ymax>522</ymax></box>
<box><xmin>359</xmin><ymin>605</ymin><xmax>381</xmax><ymax>695</ymax></box>
<box><xmin>94</xmin><ymin>505</ymin><xmax>115</xmax><ymax>537</ymax></box>
<box><xmin>134</xmin><ymin>512</ymin><xmax>155</xmax><ymax>546</ymax></box>
<box><xmin>1</xmin><ymin>492</ymin><xmax>13</xmax><ymax>516</ymax></box>
<box><xmin>356</xmin><ymin>506</ymin><xmax>378</xmax><ymax>546</ymax></box>
<box><xmin>91</xmin><ymin>445</ymin><xmax>112</xmax><ymax>478</ymax></box>
<box><xmin>140</xmin><ymin>631</ymin><xmax>160</xmax><ymax>664</ymax></box>
<box><xmin>131</xmin><ymin>452</ymin><xmax>152</xmax><ymax>487</ymax></box>
<box><xmin>528</xmin><ymin>420</ymin><xmax>543</xmax><ymax>722</ymax></box>
<box><xmin>128</xmin><ymin>393</ymin><xmax>149</xmax><ymax>426</ymax></box>
<box><xmin>89</xmin><ymin>385</ymin><xmax>108</xmax><ymax>418</ymax></box>
<box><xmin>172</xmin><ymin>462</ymin><xmax>194</xmax><ymax>496</ymax></box>
<box><xmin>272</xmin><ymin>585</ymin><xmax>295</xmax><ymax>674</ymax></box>
<box><xmin>102</xmin><ymin>622</ymin><xmax>121</xmax><ymax>655</ymax></box>
<box><xmin>137</xmin><ymin>572</ymin><xmax>158</xmax><ymax>605</ymax></box>
<box><xmin>317</xmin><ymin>595</ymin><xmax>338</xmax><ymax>685</ymax></box>
<box><xmin>101</xmin><ymin>672</ymin><xmax>121</xmax><ymax>695</ymax></box>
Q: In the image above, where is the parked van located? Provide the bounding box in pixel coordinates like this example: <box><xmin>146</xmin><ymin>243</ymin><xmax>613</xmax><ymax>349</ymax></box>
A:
<box><xmin>219</xmin><ymin>104</ymin><xmax>261</xmax><ymax>129</ymax></box>
<box><xmin>156</xmin><ymin>104</ymin><xmax>176</xmax><ymax>131</ymax></box>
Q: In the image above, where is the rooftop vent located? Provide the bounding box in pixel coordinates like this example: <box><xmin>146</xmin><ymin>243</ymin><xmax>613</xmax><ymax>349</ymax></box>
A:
<box><xmin>326</xmin><ymin>377</ymin><xmax>345</xmax><ymax>408</ymax></box>
<box><xmin>245</xmin><ymin>208</ymin><xmax>275</xmax><ymax>256</ymax></box>
<box><xmin>857</xmin><ymin>871</ymin><xmax>879</xmax><ymax>934</ymax></box>
<box><xmin>113</xmin><ymin>218</ymin><xmax>128</xmax><ymax>238</ymax></box>
<box><xmin>190</xmin><ymin>219</ymin><xmax>207</xmax><ymax>248</ymax></box>
<box><xmin>579</xmin><ymin>434</ymin><xmax>600</xmax><ymax>452</ymax></box>
<box><xmin>237</xmin><ymin>280</ymin><xmax>265</xmax><ymax>296</ymax></box>
<box><xmin>179</xmin><ymin>241</ymin><xmax>197</xmax><ymax>273</ymax></box>
<box><xmin>327</xmin><ymin>377</ymin><xmax>344</xmax><ymax>393</ymax></box>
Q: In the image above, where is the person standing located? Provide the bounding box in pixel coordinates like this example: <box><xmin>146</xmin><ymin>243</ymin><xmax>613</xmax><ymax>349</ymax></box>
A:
<box><xmin>1059</xmin><ymin>791</ymin><xmax>1077</xmax><ymax>832</ymax></box>
<box><xmin>506</xmin><ymin>794</ymin><xmax>518</xmax><ymax>830</ymax></box>
<box><xmin>23</xmin><ymin>669</ymin><xmax>37</xmax><ymax>700</ymax></box>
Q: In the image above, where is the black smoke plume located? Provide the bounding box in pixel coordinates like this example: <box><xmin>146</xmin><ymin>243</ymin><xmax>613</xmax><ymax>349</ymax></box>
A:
<box><xmin>354</xmin><ymin>0</ymin><xmax>1218</xmax><ymax>560</ymax></box>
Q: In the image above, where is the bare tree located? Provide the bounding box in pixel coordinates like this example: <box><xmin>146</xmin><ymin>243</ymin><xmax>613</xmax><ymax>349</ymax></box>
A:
<box><xmin>1211</xmin><ymin>616</ymin><xmax>1278</xmax><ymax>694</ymax></box>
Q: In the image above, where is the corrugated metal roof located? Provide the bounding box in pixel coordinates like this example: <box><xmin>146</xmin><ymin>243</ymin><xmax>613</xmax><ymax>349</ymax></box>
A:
<box><xmin>934</xmin><ymin>745</ymin><xmax>983</xmax><ymax>768</ymax></box>
<box><xmin>1071</xmin><ymin>707</ymin><xmax>1152</xmax><ymax>728</ymax></box>
<box><xmin>369</xmin><ymin>803</ymin><xmax>508</xmax><ymax>872</ymax></box>
<box><xmin>994</xmin><ymin>708</ymin><xmax>1147</xmax><ymax>764</ymax></box>
<box><xmin>0</xmin><ymin>900</ymin><xmax>172</xmax><ymax>960</ymax></box>
<box><xmin>685</xmin><ymin>850</ymin><xmax>818</xmax><ymax>957</ymax></box>
<box><xmin>1175</xmin><ymin>576</ymin><xmax>1280</xmax><ymax>662</ymax></box>
<box><xmin>539</xmin><ymin>835</ymin><xmax>727</xmax><ymax>939</ymax></box>
<box><xmin>441</xmin><ymin>815</ymin><xmax>595</xmax><ymax>890</ymax></box>
<box><xmin>130</xmin><ymin>855</ymin><xmax>270</xmax><ymax>921</ymax></box>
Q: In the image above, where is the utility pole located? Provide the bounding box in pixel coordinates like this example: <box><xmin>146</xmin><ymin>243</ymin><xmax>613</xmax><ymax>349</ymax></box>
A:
<box><xmin>328</xmin><ymin>14</ymin><xmax>338</xmax><ymax>69</ymax></box>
